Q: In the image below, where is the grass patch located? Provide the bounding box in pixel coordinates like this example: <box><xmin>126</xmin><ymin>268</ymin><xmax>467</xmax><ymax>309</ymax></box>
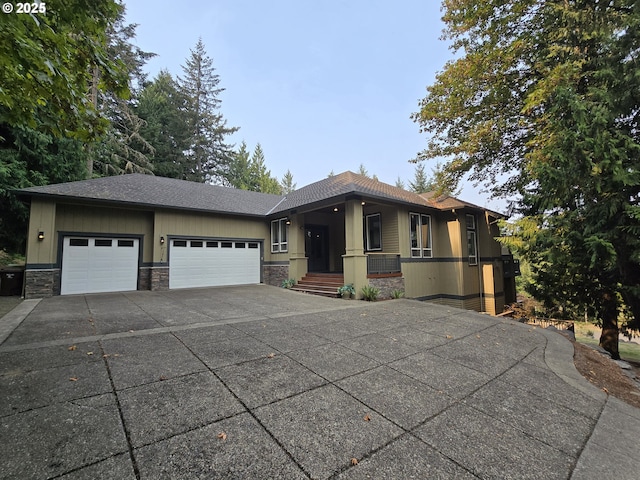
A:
<box><xmin>573</xmin><ymin>322</ymin><xmax>640</xmax><ymax>363</ymax></box>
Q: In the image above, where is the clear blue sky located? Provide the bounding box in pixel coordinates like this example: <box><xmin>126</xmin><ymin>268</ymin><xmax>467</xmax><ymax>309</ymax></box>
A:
<box><xmin>124</xmin><ymin>0</ymin><xmax>503</xmax><ymax>211</ymax></box>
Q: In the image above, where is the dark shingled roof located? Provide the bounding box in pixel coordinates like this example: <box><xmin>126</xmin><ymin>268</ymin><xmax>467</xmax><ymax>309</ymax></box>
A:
<box><xmin>17</xmin><ymin>171</ymin><xmax>502</xmax><ymax>217</ymax></box>
<box><xmin>267</xmin><ymin>171</ymin><xmax>433</xmax><ymax>214</ymax></box>
<box><xmin>17</xmin><ymin>174</ymin><xmax>284</xmax><ymax>217</ymax></box>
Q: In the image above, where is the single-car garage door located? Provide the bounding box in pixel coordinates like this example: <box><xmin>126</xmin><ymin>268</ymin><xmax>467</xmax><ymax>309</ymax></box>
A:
<box><xmin>61</xmin><ymin>237</ymin><xmax>139</xmax><ymax>295</ymax></box>
<box><xmin>169</xmin><ymin>239</ymin><xmax>260</xmax><ymax>289</ymax></box>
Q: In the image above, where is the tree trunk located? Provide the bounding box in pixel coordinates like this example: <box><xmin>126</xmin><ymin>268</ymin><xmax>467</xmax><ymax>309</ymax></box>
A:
<box><xmin>86</xmin><ymin>66</ymin><xmax>100</xmax><ymax>178</ymax></box>
<box><xmin>598</xmin><ymin>290</ymin><xmax>620</xmax><ymax>360</ymax></box>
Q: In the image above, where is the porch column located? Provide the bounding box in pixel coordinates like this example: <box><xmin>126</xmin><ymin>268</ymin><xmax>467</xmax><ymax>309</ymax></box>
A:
<box><xmin>287</xmin><ymin>213</ymin><xmax>308</xmax><ymax>281</ymax></box>
<box><xmin>342</xmin><ymin>199</ymin><xmax>367</xmax><ymax>299</ymax></box>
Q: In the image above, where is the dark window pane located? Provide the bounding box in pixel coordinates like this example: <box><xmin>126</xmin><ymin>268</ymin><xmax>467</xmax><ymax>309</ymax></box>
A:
<box><xmin>69</xmin><ymin>238</ymin><xmax>89</xmax><ymax>247</ymax></box>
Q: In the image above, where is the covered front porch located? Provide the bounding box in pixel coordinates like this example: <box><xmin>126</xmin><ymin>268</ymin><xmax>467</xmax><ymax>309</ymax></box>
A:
<box><xmin>284</xmin><ymin>198</ymin><xmax>403</xmax><ymax>299</ymax></box>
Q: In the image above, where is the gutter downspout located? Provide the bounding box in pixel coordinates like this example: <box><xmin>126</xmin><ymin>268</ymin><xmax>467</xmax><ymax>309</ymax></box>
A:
<box><xmin>478</xmin><ymin>219</ymin><xmax>484</xmax><ymax>313</ymax></box>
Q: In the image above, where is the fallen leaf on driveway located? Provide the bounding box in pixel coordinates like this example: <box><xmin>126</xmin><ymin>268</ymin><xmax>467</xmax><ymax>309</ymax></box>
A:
<box><xmin>68</xmin><ymin>345</ymin><xmax>77</xmax><ymax>351</ymax></box>
<box><xmin>363</xmin><ymin>414</ymin><xmax>371</xmax><ymax>422</ymax></box>
<box><xmin>267</xmin><ymin>353</ymin><xmax>276</xmax><ymax>358</ymax></box>
<box><xmin>602</xmin><ymin>387</ymin><xmax>609</xmax><ymax>394</ymax></box>
<box><xmin>351</xmin><ymin>458</ymin><xmax>359</xmax><ymax>465</ymax></box>
<box><xmin>217</xmin><ymin>432</ymin><xmax>227</xmax><ymax>441</ymax></box>
<box><xmin>69</xmin><ymin>377</ymin><xmax>78</xmax><ymax>382</ymax></box>
<box><xmin>86</xmin><ymin>351</ymin><xmax>93</xmax><ymax>356</ymax></box>
<box><xmin>446</xmin><ymin>335</ymin><xmax>453</xmax><ymax>339</ymax></box>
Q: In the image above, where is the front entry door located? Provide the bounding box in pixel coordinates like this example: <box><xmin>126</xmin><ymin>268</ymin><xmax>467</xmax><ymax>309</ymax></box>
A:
<box><xmin>305</xmin><ymin>225</ymin><xmax>329</xmax><ymax>272</ymax></box>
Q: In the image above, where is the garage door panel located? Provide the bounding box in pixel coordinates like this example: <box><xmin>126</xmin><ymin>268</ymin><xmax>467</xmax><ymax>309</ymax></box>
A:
<box><xmin>61</xmin><ymin>237</ymin><xmax>139</xmax><ymax>295</ymax></box>
<box><xmin>169</xmin><ymin>239</ymin><xmax>260</xmax><ymax>289</ymax></box>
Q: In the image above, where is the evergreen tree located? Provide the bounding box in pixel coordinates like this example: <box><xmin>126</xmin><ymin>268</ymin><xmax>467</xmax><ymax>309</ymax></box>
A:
<box><xmin>178</xmin><ymin>38</ymin><xmax>238</xmax><ymax>183</ymax></box>
<box><xmin>90</xmin><ymin>4</ymin><xmax>156</xmax><ymax>177</ymax></box>
<box><xmin>136</xmin><ymin>71</ymin><xmax>190</xmax><ymax>178</ymax></box>
<box><xmin>225</xmin><ymin>141</ymin><xmax>252</xmax><ymax>190</ymax></box>
<box><xmin>413</xmin><ymin>0</ymin><xmax>640</xmax><ymax>357</ymax></box>
<box><xmin>395</xmin><ymin>177</ymin><xmax>405</xmax><ymax>189</ymax></box>
<box><xmin>409</xmin><ymin>164</ymin><xmax>430</xmax><ymax>194</ymax></box>
<box><xmin>357</xmin><ymin>164</ymin><xmax>369</xmax><ymax>177</ymax></box>
<box><xmin>249</xmin><ymin>143</ymin><xmax>281</xmax><ymax>194</ymax></box>
<box><xmin>0</xmin><ymin>126</ymin><xmax>87</xmax><ymax>252</ymax></box>
<box><xmin>281</xmin><ymin>170</ymin><xmax>296</xmax><ymax>194</ymax></box>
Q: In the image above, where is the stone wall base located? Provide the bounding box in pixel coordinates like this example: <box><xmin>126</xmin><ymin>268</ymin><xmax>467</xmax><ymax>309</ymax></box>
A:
<box><xmin>367</xmin><ymin>275</ymin><xmax>405</xmax><ymax>300</ymax></box>
<box><xmin>138</xmin><ymin>267</ymin><xmax>151</xmax><ymax>291</ymax></box>
<box><xmin>263</xmin><ymin>264</ymin><xmax>289</xmax><ymax>287</ymax></box>
<box><xmin>24</xmin><ymin>269</ymin><xmax>60</xmax><ymax>299</ymax></box>
<box><xmin>150</xmin><ymin>266</ymin><xmax>169</xmax><ymax>291</ymax></box>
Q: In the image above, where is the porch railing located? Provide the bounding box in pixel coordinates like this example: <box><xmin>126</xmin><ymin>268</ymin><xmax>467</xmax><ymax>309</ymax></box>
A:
<box><xmin>367</xmin><ymin>253</ymin><xmax>401</xmax><ymax>275</ymax></box>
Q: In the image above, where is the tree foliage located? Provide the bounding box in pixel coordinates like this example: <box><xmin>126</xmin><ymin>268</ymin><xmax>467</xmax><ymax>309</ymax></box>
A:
<box><xmin>136</xmin><ymin>71</ymin><xmax>190</xmax><ymax>178</ymax></box>
<box><xmin>408</xmin><ymin>164</ymin><xmax>430</xmax><ymax>194</ymax></box>
<box><xmin>280</xmin><ymin>170</ymin><xmax>296</xmax><ymax>194</ymax></box>
<box><xmin>0</xmin><ymin>0</ymin><xmax>129</xmax><ymax>140</ymax></box>
<box><xmin>225</xmin><ymin>141</ymin><xmax>281</xmax><ymax>194</ymax></box>
<box><xmin>0</xmin><ymin>126</ymin><xmax>87</xmax><ymax>252</ymax></box>
<box><xmin>414</xmin><ymin>0</ymin><xmax>640</xmax><ymax>357</ymax></box>
<box><xmin>178</xmin><ymin>38</ymin><xmax>238</xmax><ymax>183</ymax></box>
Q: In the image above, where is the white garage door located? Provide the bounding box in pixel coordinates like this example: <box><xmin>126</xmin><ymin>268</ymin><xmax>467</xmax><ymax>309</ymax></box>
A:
<box><xmin>169</xmin><ymin>239</ymin><xmax>260</xmax><ymax>289</ymax></box>
<box><xmin>61</xmin><ymin>237</ymin><xmax>139</xmax><ymax>295</ymax></box>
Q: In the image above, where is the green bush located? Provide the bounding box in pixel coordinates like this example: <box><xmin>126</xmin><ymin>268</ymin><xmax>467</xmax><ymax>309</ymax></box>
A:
<box><xmin>361</xmin><ymin>284</ymin><xmax>380</xmax><ymax>301</ymax></box>
<box><xmin>281</xmin><ymin>278</ymin><xmax>295</xmax><ymax>289</ymax></box>
<box><xmin>390</xmin><ymin>289</ymin><xmax>405</xmax><ymax>299</ymax></box>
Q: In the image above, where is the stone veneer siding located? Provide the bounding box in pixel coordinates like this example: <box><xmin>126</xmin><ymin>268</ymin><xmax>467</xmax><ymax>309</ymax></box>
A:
<box><xmin>263</xmin><ymin>264</ymin><xmax>289</xmax><ymax>287</ymax></box>
<box><xmin>367</xmin><ymin>275</ymin><xmax>405</xmax><ymax>300</ymax></box>
<box><xmin>24</xmin><ymin>268</ymin><xmax>60</xmax><ymax>298</ymax></box>
<box><xmin>150</xmin><ymin>266</ymin><xmax>169</xmax><ymax>291</ymax></box>
<box><xmin>138</xmin><ymin>267</ymin><xmax>151</xmax><ymax>291</ymax></box>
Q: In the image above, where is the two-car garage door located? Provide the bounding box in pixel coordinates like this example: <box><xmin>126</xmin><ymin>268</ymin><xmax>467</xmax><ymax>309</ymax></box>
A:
<box><xmin>169</xmin><ymin>239</ymin><xmax>260</xmax><ymax>289</ymax></box>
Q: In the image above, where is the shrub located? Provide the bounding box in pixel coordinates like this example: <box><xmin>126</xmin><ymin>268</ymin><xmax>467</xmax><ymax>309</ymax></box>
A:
<box><xmin>281</xmin><ymin>278</ymin><xmax>295</xmax><ymax>289</ymax></box>
<box><xmin>361</xmin><ymin>284</ymin><xmax>380</xmax><ymax>301</ymax></box>
<box><xmin>390</xmin><ymin>289</ymin><xmax>405</xmax><ymax>299</ymax></box>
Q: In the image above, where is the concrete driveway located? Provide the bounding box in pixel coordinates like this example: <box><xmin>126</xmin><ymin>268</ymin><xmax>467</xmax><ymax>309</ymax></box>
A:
<box><xmin>0</xmin><ymin>285</ymin><xmax>638</xmax><ymax>479</ymax></box>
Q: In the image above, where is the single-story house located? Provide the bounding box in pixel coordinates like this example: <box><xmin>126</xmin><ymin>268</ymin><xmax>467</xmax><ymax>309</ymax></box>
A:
<box><xmin>17</xmin><ymin>171</ymin><xmax>516</xmax><ymax>314</ymax></box>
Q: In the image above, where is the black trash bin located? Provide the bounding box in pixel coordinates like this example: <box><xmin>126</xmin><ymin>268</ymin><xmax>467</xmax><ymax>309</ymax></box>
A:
<box><xmin>0</xmin><ymin>267</ymin><xmax>24</xmax><ymax>296</ymax></box>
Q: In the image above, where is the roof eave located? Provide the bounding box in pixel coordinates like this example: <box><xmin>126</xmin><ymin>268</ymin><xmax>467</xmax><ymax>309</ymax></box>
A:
<box><xmin>17</xmin><ymin>191</ymin><xmax>272</xmax><ymax>219</ymax></box>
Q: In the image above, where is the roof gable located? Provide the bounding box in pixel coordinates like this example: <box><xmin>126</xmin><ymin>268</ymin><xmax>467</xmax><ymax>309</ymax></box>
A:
<box><xmin>268</xmin><ymin>171</ymin><xmax>434</xmax><ymax>214</ymax></box>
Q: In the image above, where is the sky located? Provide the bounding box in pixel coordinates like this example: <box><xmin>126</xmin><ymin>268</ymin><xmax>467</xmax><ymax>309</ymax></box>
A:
<box><xmin>124</xmin><ymin>0</ymin><xmax>504</xmax><ymax>212</ymax></box>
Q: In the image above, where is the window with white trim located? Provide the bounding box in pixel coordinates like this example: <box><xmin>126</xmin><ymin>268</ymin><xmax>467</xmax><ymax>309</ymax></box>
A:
<box><xmin>365</xmin><ymin>213</ymin><xmax>382</xmax><ymax>251</ymax></box>
<box><xmin>271</xmin><ymin>218</ymin><xmax>288</xmax><ymax>253</ymax></box>
<box><xmin>409</xmin><ymin>213</ymin><xmax>432</xmax><ymax>258</ymax></box>
<box><xmin>466</xmin><ymin>214</ymin><xmax>478</xmax><ymax>265</ymax></box>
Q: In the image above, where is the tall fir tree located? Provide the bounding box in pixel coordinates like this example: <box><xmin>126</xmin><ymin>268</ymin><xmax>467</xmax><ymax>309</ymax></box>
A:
<box><xmin>408</xmin><ymin>164</ymin><xmax>430</xmax><ymax>194</ymax></box>
<box><xmin>280</xmin><ymin>170</ymin><xmax>296</xmax><ymax>194</ymax></box>
<box><xmin>225</xmin><ymin>141</ymin><xmax>252</xmax><ymax>190</ymax></box>
<box><xmin>136</xmin><ymin>71</ymin><xmax>190</xmax><ymax>178</ymax></box>
<box><xmin>178</xmin><ymin>38</ymin><xmax>238</xmax><ymax>183</ymax></box>
<box><xmin>249</xmin><ymin>143</ymin><xmax>281</xmax><ymax>194</ymax></box>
